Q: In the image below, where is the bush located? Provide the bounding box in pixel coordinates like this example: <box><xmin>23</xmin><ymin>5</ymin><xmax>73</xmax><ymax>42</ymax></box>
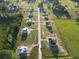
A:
<box><xmin>0</xmin><ymin>50</ymin><xmax>12</xmax><ymax>59</ymax></box>
<box><xmin>76</xmin><ymin>17</ymin><xmax>79</xmax><ymax>22</ymax></box>
<box><xmin>0</xmin><ymin>50</ymin><xmax>20</xmax><ymax>59</ymax></box>
<box><xmin>38</xmin><ymin>3</ymin><xmax>43</xmax><ymax>8</ymax></box>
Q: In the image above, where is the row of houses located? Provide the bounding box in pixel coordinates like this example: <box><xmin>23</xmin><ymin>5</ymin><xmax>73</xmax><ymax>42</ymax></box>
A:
<box><xmin>18</xmin><ymin>8</ymin><xmax>34</xmax><ymax>57</ymax></box>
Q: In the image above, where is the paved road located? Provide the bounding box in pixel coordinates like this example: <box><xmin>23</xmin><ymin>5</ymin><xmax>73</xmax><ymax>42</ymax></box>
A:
<box><xmin>37</xmin><ymin>8</ymin><xmax>42</xmax><ymax>59</ymax></box>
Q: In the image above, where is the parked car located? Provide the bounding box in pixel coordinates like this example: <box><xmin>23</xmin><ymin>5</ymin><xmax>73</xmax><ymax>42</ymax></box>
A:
<box><xmin>27</xmin><ymin>18</ymin><xmax>33</xmax><ymax>26</ymax></box>
<box><xmin>22</xmin><ymin>27</ymin><xmax>28</xmax><ymax>40</ymax></box>
<box><xmin>44</xmin><ymin>15</ymin><xmax>49</xmax><ymax>20</ymax></box>
<box><xmin>39</xmin><ymin>8</ymin><xmax>46</xmax><ymax>13</ymax></box>
<box><xmin>46</xmin><ymin>21</ymin><xmax>52</xmax><ymax>28</ymax></box>
<box><xmin>48</xmin><ymin>37</ymin><xmax>57</xmax><ymax>46</ymax></box>
<box><xmin>28</xmin><ymin>12</ymin><xmax>33</xmax><ymax>18</ymax></box>
<box><xmin>46</xmin><ymin>21</ymin><xmax>53</xmax><ymax>33</ymax></box>
<box><xmin>29</xmin><ymin>8</ymin><xmax>33</xmax><ymax>13</ymax></box>
<box><xmin>18</xmin><ymin>46</ymin><xmax>28</xmax><ymax>56</ymax></box>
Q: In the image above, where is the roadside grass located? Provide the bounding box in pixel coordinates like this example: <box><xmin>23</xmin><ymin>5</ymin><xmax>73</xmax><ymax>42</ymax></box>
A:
<box><xmin>42</xmin><ymin>41</ymin><xmax>53</xmax><ymax>57</ymax></box>
<box><xmin>41</xmin><ymin>21</ymin><xmax>49</xmax><ymax>38</ymax></box>
<box><xmin>26</xmin><ymin>30</ymin><xmax>37</xmax><ymax>45</ymax></box>
<box><xmin>45</xmin><ymin>57</ymin><xmax>73</xmax><ymax>59</ymax></box>
<box><xmin>27</xmin><ymin>46</ymin><xmax>38</xmax><ymax>59</ymax></box>
<box><xmin>55</xmin><ymin>19</ymin><xmax>79</xmax><ymax>57</ymax></box>
<box><xmin>12</xmin><ymin>51</ymin><xmax>20</xmax><ymax>59</ymax></box>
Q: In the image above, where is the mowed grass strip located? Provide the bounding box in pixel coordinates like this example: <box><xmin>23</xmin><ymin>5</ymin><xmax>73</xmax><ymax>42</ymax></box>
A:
<box><xmin>26</xmin><ymin>30</ymin><xmax>37</xmax><ymax>45</ymax></box>
<box><xmin>27</xmin><ymin>46</ymin><xmax>38</xmax><ymax>59</ymax></box>
<box><xmin>55</xmin><ymin>19</ymin><xmax>79</xmax><ymax>57</ymax></box>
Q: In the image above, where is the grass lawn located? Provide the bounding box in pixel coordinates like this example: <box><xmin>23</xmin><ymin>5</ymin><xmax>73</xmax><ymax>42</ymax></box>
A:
<box><xmin>55</xmin><ymin>19</ymin><xmax>79</xmax><ymax>57</ymax></box>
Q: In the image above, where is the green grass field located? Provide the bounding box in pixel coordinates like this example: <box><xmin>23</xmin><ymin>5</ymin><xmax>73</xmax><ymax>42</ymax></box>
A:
<box><xmin>55</xmin><ymin>19</ymin><xmax>79</xmax><ymax>57</ymax></box>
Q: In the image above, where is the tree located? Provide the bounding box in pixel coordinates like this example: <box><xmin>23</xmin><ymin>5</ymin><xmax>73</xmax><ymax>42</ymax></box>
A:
<box><xmin>0</xmin><ymin>50</ymin><xmax>12</xmax><ymax>59</ymax></box>
<box><xmin>0</xmin><ymin>50</ymin><xmax>20</xmax><ymax>59</ymax></box>
<box><xmin>76</xmin><ymin>17</ymin><xmax>79</xmax><ymax>23</ymax></box>
<box><xmin>47</xmin><ymin>4</ymin><xmax>51</xmax><ymax>10</ymax></box>
<box><xmin>38</xmin><ymin>2</ymin><xmax>43</xmax><ymax>8</ymax></box>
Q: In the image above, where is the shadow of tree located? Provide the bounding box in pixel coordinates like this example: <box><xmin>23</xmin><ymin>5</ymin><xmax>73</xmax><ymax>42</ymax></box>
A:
<box><xmin>27</xmin><ymin>22</ymin><xmax>32</xmax><ymax>26</ymax></box>
<box><xmin>20</xmin><ymin>54</ymin><xmax>27</xmax><ymax>59</ymax></box>
<box><xmin>73</xmin><ymin>57</ymin><xmax>79</xmax><ymax>59</ymax></box>
<box><xmin>21</xmin><ymin>33</ymin><xmax>28</xmax><ymax>41</ymax></box>
<box><xmin>47</xmin><ymin>27</ymin><xmax>53</xmax><ymax>33</ymax></box>
<box><xmin>64</xmin><ymin>10</ymin><xmax>71</xmax><ymax>19</ymax></box>
<box><xmin>0</xmin><ymin>15</ymin><xmax>22</xmax><ymax>49</ymax></box>
<box><xmin>27</xmin><ymin>0</ymin><xmax>36</xmax><ymax>4</ymax></box>
<box><xmin>50</xmin><ymin>45</ymin><xmax>59</xmax><ymax>59</ymax></box>
<box><xmin>53</xmin><ymin>8</ymin><xmax>63</xmax><ymax>18</ymax></box>
<box><xmin>52</xmin><ymin>5</ymin><xmax>71</xmax><ymax>19</ymax></box>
